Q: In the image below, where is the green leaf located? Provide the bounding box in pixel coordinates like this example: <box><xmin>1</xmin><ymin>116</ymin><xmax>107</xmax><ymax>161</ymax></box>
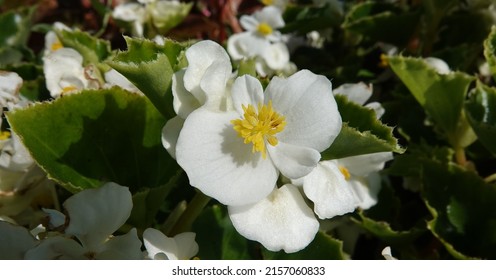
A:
<box><xmin>56</xmin><ymin>29</ymin><xmax>111</xmax><ymax>65</ymax></box>
<box><xmin>422</xmin><ymin>160</ymin><xmax>496</xmax><ymax>259</ymax></box>
<box><xmin>322</xmin><ymin>95</ymin><xmax>404</xmax><ymax>159</ymax></box>
<box><xmin>465</xmin><ymin>81</ymin><xmax>496</xmax><ymax>155</ymax></box>
<box><xmin>388</xmin><ymin>56</ymin><xmax>475</xmax><ymax>148</ymax></box>
<box><xmin>483</xmin><ymin>26</ymin><xmax>496</xmax><ymax>82</ymax></box>
<box><xmin>108</xmin><ymin>37</ymin><xmax>187</xmax><ymax>119</ymax></box>
<box><xmin>0</xmin><ymin>6</ymin><xmax>34</xmax><ymax>48</ymax></box>
<box><xmin>262</xmin><ymin>231</ymin><xmax>346</xmax><ymax>260</ymax></box>
<box><xmin>128</xmin><ymin>170</ymin><xmax>182</xmax><ymax>229</ymax></box>
<box><xmin>281</xmin><ymin>4</ymin><xmax>342</xmax><ymax>34</ymax></box>
<box><xmin>7</xmin><ymin>88</ymin><xmax>177</xmax><ymax>193</ymax></box>
<box><xmin>353</xmin><ymin>212</ymin><xmax>425</xmax><ymax>246</ymax></box>
<box><xmin>192</xmin><ymin>205</ymin><xmax>253</xmax><ymax>260</ymax></box>
<box><xmin>342</xmin><ymin>2</ymin><xmax>420</xmax><ymax>46</ymax></box>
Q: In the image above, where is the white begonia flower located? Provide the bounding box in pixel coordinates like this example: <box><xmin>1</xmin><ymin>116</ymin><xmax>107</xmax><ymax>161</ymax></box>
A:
<box><xmin>228</xmin><ymin>184</ymin><xmax>319</xmax><ymax>253</ymax></box>
<box><xmin>335</xmin><ymin>152</ymin><xmax>393</xmax><ymax>209</ymax></box>
<box><xmin>334</xmin><ymin>82</ymin><xmax>385</xmax><ymax>119</ymax></box>
<box><xmin>43</xmin><ymin>48</ymin><xmax>98</xmax><ymax>98</ymax></box>
<box><xmin>239</xmin><ymin>6</ymin><xmax>285</xmax><ymax>42</ymax></box>
<box><xmin>424</xmin><ymin>57</ymin><xmax>451</xmax><ymax>75</ymax></box>
<box><xmin>143</xmin><ymin>228</ymin><xmax>199</xmax><ymax>260</ymax></box>
<box><xmin>176</xmin><ymin>70</ymin><xmax>341</xmax><ymax>206</ymax></box>
<box><xmin>382</xmin><ymin>246</ymin><xmax>397</xmax><ymax>260</ymax></box>
<box><xmin>43</xmin><ymin>22</ymin><xmax>71</xmax><ymax>56</ymax></box>
<box><xmin>112</xmin><ymin>2</ymin><xmax>147</xmax><ymax>37</ymax></box>
<box><xmin>162</xmin><ymin>40</ymin><xmax>233</xmax><ymax>158</ymax></box>
<box><xmin>0</xmin><ymin>71</ymin><xmax>22</xmax><ymax>108</ymax></box>
<box><xmin>0</xmin><ymin>221</ymin><xmax>38</xmax><ymax>259</ymax></box>
<box><xmin>25</xmin><ymin>183</ymin><xmax>143</xmax><ymax>260</ymax></box>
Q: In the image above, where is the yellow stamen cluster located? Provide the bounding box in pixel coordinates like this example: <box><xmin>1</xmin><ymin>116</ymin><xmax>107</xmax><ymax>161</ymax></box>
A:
<box><xmin>51</xmin><ymin>41</ymin><xmax>63</xmax><ymax>51</ymax></box>
<box><xmin>378</xmin><ymin>53</ymin><xmax>389</xmax><ymax>68</ymax></box>
<box><xmin>0</xmin><ymin>131</ymin><xmax>11</xmax><ymax>140</ymax></box>
<box><xmin>62</xmin><ymin>85</ymin><xmax>78</xmax><ymax>95</ymax></box>
<box><xmin>339</xmin><ymin>166</ymin><xmax>351</xmax><ymax>181</ymax></box>
<box><xmin>257</xmin><ymin>23</ymin><xmax>273</xmax><ymax>36</ymax></box>
<box><xmin>261</xmin><ymin>0</ymin><xmax>273</xmax><ymax>5</ymax></box>
<box><xmin>231</xmin><ymin>101</ymin><xmax>286</xmax><ymax>159</ymax></box>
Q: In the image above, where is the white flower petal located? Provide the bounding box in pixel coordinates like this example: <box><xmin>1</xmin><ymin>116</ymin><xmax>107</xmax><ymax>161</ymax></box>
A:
<box><xmin>97</xmin><ymin>228</ymin><xmax>143</xmax><ymax>260</ymax></box>
<box><xmin>143</xmin><ymin>228</ymin><xmax>177</xmax><ymax>260</ymax></box>
<box><xmin>266</xmin><ymin>70</ymin><xmax>342</xmax><ymax>151</ymax></box>
<box><xmin>64</xmin><ymin>182</ymin><xmax>133</xmax><ymax>251</ymax></box>
<box><xmin>239</xmin><ymin>15</ymin><xmax>259</xmax><ymax>31</ymax></box>
<box><xmin>176</xmin><ymin>109</ymin><xmax>278</xmax><ymax>206</ymax></box>
<box><xmin>337</xmin><ymin>152</ymin><xmax>393</xmax><ymax>177</ymax></box>
<box><xmin>173</xmin><ymin>232</ymin><xmax>199</xmax><ymax>260</ymax></box>
<box><xmin>228</xmin><ymin>184</ymin><xmax>319</xmax><ymax>253</ymax></box>
<box><xmin>302</xmin><ymin>161</ymin><xmax>358</xmax><ymax>219</ymax></box>
<box><xmin>43</xmin><ymin>48</ymin><xmax>87</xmax><ymax>98</ymax></box>
<box><xmin>0</xmin><ymin>221</ymin><xmax>38</xmax><ymax>259</ymax></box>
<box><xmin>0</xmin><ymin>71</ymin><xmax>22</xmax><ymax>107</ymax></box>
<box><xmin>104</xmin><ymin>69</ymin><xmax>142</xmax><ymax>94</ymax></box>
<box><xmin>227</xmin><ymin>32</ymin><xmax>269</xmax><ymax>60</ymax></box>
<box><xmin>254</xmin><ymin>6</ymin><xmax>285</xmax><ymax>29</ymax></box>
<box><xmin>172</xmin><ymin>69</ymin><xmax>201</xmax><ymax>119</ymax></box>
<box><xmin>267</xmin><ymin>141</ymin><xmax>321</xmax><ymax>179</ymax></box>
<box><xmin>183</xmin><ymin>40</ymin><xmax>231</xmax><ymax>104</ymax></box>
<box><xmin>231</xmin><ymin>75</ymin><xmax>264</xmax><ymax>115</ymax></box>
<box><xmin>424</xmin><ymin>57</ymin><xmax>451</xmax><ymax>75</ymax></box>
<box><xmin>382</xmin><ymin>246</ymin><xmax>397</xmax><ymax>260</ymax></box>
<box><xmin>25</xmin><ymin>236</ymin><xmax>84</xmax><ymax>260</ymax></box>
<box><xmin>365</xmin><ymin>101</ymin><xmax>385</xmax><ymax>119</ymax></box>
<box><xmin>161</xmin><ymin>116</ymin><xmax>184</xmax><ymax>159</ymax></box>
<box><xmin>262</xmin><ymin>42</ymin><xmax>289</xmax><ymax>70</ymax></box>
<box><xmin>333</xmin><ymin>82</ymin><xmax>372</xmax><ymax>106</ymax></box>
<box><xmin>347</xmin><ymin>173</ymin><xmax>381</xmax><ymax>210</ymax></box>
<box><xmin>42</xmin><ymin>208</ymin><xmax>66</xmax><ymax>229</ymax></box>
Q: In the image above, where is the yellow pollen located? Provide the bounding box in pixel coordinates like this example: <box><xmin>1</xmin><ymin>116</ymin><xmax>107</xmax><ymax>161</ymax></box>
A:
<box><xmin>339</xmin><ymin>166</ymin><xmax>351</xmax><ymax>181</ymax></box>
<box><xmin>0</xmin><ymin>131</ymin><xmax>11</xmax><ymax>140</ymax></box>
<box><xmin>51</xmin><ymin>41</ymin><xmax>63</xmax><ymax>51</ymax></box>
<box><xmin>257</xmin><ymin>23</ymin><xmax>273</xmax><ymax>36</ymax></box>
<box><xmin>378</xmin><ymin>53</ymin><xmax>389</xmax><ymax>68</ymax></box>
<box><xmin>62</xmin><ymin>85</ymin><xmax>78</xmax><ymax>95</ymax></box>
<box><xmin>231</xmin><ymin>100</ymin><xmax>286</xmax><ymax>159</ymax></box>
<box><xmin>261</xmin><ymin>0</ymin><xmax>273</xmax><ymax>5</ymax></box>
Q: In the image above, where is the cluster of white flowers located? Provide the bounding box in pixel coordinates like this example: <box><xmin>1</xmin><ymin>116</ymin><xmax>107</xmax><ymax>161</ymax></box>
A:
<box><xmin>227</xmin><ymin>5</ymin><xmax>296</xmax><ymax>77</ymax></box>
<box><xmin>43</xmin><ymin>22</ymin><xmax>141</xmax><ymax>99</ymax></box>
<box><xmin>163</xmin><ymin>39</ymin><xmax>392</xmax><ymax>253</ymax></box>
<box><xmin>0</xmin><ymin>182</ymin><xmax>199</xmax><ymax>260</ymax></box>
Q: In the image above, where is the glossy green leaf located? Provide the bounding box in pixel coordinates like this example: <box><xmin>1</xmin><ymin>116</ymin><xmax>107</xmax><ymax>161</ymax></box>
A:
<box><xmin>192</xmin><ymin>205</ymin><xmax>253</xmax><ymax>260</ymax></box>
<box><xmin>342</xmin><ymin>2</ymin><xmax>419</xmax><ymax>46</ymax></box>
<box><xmin>465</xmin><ymin>81</ymin><xmax>496</xmax><ymax>155</ymax></box>
<box><xmin>281</xmin><ymin>4</ymin><xmax>342</xmax><ymax>34</ymax></box>
<box><xmin>422</xmin><ymin>160</ymin><xmax>496</xmax><ymax>259</ymax></box>
<box><xmin>7</xmin><ymin>88</ymin><xmax>177</xmax><ymax>193</ymax></box>
<box><xmin>388</xmin><ymin>56</ymin><xmax>475</xmax><ymax>148</ymax></box>
<box><xmin>262</xmin><ymin>231</ymin><xmax>346</xmax><ymax>260</ymax></box>
<box><xmin>108</xmin><ymin>37</ymin><xmax>187</xmax><ymax>119</ymax></box>
<box><xmin>322</xmin><ymin>95</ymin><xmax>404</xmax><ymax>159</ymax></box>
<box><xmin>56</xmin><ymin>29</ymin><xmax>111</xmax><ymax>65</ymax></box>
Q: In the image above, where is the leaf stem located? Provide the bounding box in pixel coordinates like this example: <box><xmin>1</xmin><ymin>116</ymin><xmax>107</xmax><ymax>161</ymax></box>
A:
<box><xmin>454</xmin><ymin>148</ymin><xmax>466</xmax><ymax>166</ymax></box>
<box><xmin>484</xmin><ymin>173</ymin><xmax>496</xmax><ymax>183</ymax></box>
<box><xmin>168</xmin><ymin>191</ymin><xmax>211</xmax><ymax>236</ymax></box>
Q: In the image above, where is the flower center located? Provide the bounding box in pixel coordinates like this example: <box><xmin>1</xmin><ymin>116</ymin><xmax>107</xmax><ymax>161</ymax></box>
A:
<box><xmin>0</xmin><ymin>131</ymin><xmax>11</xmax><ymax>140</ymax></box>
<box><xmin>261</xmin><ymin>0</ymin><xmax>273</xmax><ymax>5</ymax></box>
<box><xmin>339</xmin><ymin>166</ymin><xmax>351</xmax><ymax>181</ymax></box>
<box><xmin>51</xmin><ymin>41</ymin><xmax>63</xmax><ymax>51</ymax></box>
<box><xmin>231</xmin><ymin>100</ymin><xmax>286</xmax><ymax>159</ymax></box>
<box><xmin>62</xmin><ymin>85</ymin><xmax>78</xmax><ymax>95</ymax></box>
<box><xmin>257</xmin><ymin>23</ymin><xmax>273</xmax><ymax>36</ymax></box>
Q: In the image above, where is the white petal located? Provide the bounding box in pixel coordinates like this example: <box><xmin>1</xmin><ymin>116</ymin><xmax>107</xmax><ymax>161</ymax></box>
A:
<box><xmin>365</xmin><ymin>101</ymin><xmax>385</xmax><ymax>119</ymax></box>
<box><xmin>42</xmin><ymin>208</ymin><xmax>66</xmax><ymax>228</ymax></box>
<box><xmin>97</xmin><ymin>228</ymin><xmax>143</xmax><ymax>260</ymax></box>
<box><xmin>25</xmin><ymin>236</ymin><xmax>84</xmax><ymax>260</ymax></box>
<box><xmin>424</xmin><ymin>57</ymin><xmax>451</xmax><ymax>75</ymax></box>
<box><xmin>267</xmin><ymin>141</ymin><xmax>320</xmax><ymax>179</ymax></box>
<box><xmin>302</xmin><ymin>161</ymin><xmax>358</xmax><ymax>219</ymax></box>
<box><xmin>266</xmin><ymin>70</ymin><xmax>342</xmax><ymax>152</ymax></box>
<box><xmin>0</xmin><ymin>71</ymin><xmax>22</xmax><ymax>107</ymax></box>
<box><xmin>0</xmin><ymin>221</ymin><xmax>38</xmax><ymax>259</ymax></box>
<box><xmin>254</xmin><ymin>6</ymin><xmax>285</xmax><ymax>29</ymax></box>
<box><xmin>333</xmin><ymin>82</ymin><xmax>372</xmax><ymax>106</ymax></box>
<box><xmin>161</xmin><ymin>116</ymin><xmax>184</xmax><ymax>159</ymax></box>
<box><xmin>231</xmin><ymin>75</ymin><xmax>264</xmax><ymax>115</ymax></box>
<box><xmin>172</xmin><ymin>69</ymin><xmax>201</xmax><ymax>119</ymax></box>
<box><xmin>228</xmin><ymin>184</ymin><xmax>319</xmax><ymax>253</ymax></box>
<box><xmin>64</xmin><ymin>182</ymin><xmax>133</xmax><ymax>251</ymax></box>
<box><xmin>227</xmin><ymin>32</ymin><xmax>269</xmax><ymax>60</ymax></box>
<box><xmin>183</xmin><ymin>40</ymin><xmax>231</xmax><ymax>105</ymax></box>
<box><xmin>173</xmin><ymin>232</ymin><xmax>199</xmax><ymax>260</ymax></box>
<box><xmin>262</xmin><ymin>42</ymin><xmax>289</xmax><ymax>70</ymax></box>
<box><xmin>239</xmin><ymin>15</ymin><xmax>259</xmax><ymax>31</ymax></box>
<box><xmin>104</xmin><ymin>69</ymin><xmax>142</xmax><ymax>94</ymax></box>
<box><xmin>43</xmin><ymin>48</ymin><xmax>86</xmax><ymax>97</ymax></box>
<box><xmin>176</xmin><ymin>109</ymin><xmax>278</xmax><ymax>206</ymax></box>
<box><xmin>337</xmin><ymin>152</ymin><xmax>393</xmax><ymax>177</ymax></box>
<box><xmin>347</xmin><ymin>173</ymin><xmax>381</xmax><ymax>210</ymax></box>
<box><xmin>143</xmin><ymin>228</ymin><xmax>178</xmax><ymax>260</ymax></box>
<box><xmin>382</xmin><ymin>246</ymin><xmax>397</xmax><ymax>260</ymax></box>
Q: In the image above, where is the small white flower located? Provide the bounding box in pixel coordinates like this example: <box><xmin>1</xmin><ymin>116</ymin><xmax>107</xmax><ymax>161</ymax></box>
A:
<box><xmin>25</xmin><ymin>183</ymin><xmax>143</xmax><ymax>260</ymax></box>
<box><xmin>382</xmin><ymin>246</ymin><xmax>397</xmax><ymax>260</ymax></box>
<box><xmin>43</xmin><ymin>22</ymin><xmax>71</xmax><ymax>56</ymax></box>
<box><xmin>239</xmin><ymin>6</ymin><xmax>285</xmax><ymax>42</ymax></box>
<box><xmin>424</xmin><ymin>57</ymin><xmax>451</xmax><ymax>75</ymax></box>
<box><xmin>334</xmin><ymin>82</ymin><xmax>385</xmax><ymax>119</ymax></box>
<box><xmin>176</xmin><ymin>70</ymin><xmax>341</xmax><ymax>206</ymax></box>
<box><xmin>0</xmin><ymin>71</ymin><xmax>22</xmax><ymax>108</ymax></box>
<box><xmin>112</xmin><ymin>2</ymin><xmax>147</xmax><ymax>37</ymax></box>
<box><xmin>143</xmin><ymin>228</ymin><xmax>199</xmax><ymax>260</ymax></box>
<box><xmin>228</xmin><ymin>184</ymin><xmax>319</xmax><ymax>253</ymax></box>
